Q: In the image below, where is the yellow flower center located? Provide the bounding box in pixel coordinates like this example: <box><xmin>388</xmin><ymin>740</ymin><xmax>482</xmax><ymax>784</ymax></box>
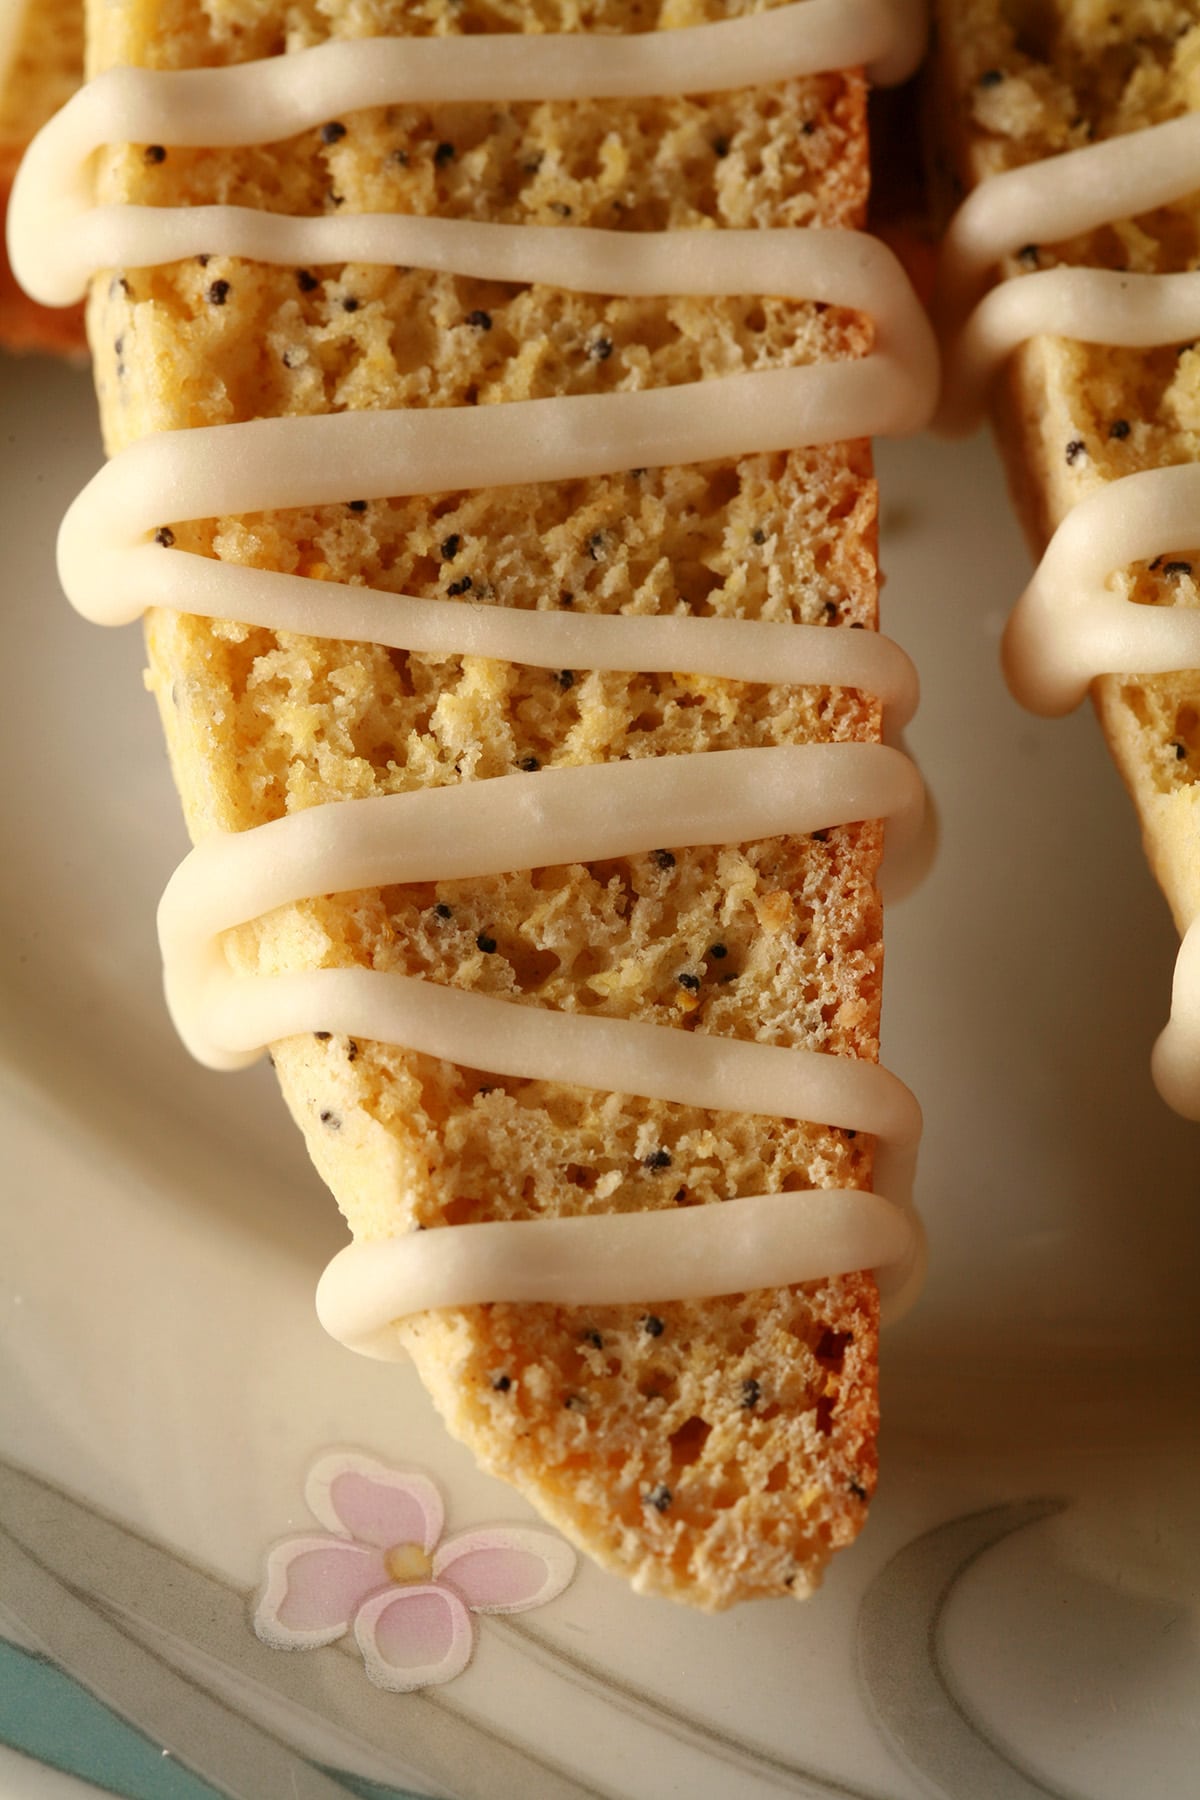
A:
<box><xmin>383</xmin><ymin>1540</ymin><xmax>433</xmax><ymax>1584</ymax></box>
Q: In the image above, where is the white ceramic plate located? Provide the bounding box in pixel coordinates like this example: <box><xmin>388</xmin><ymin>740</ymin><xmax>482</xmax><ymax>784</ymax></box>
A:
<box><xmin>2</xmin><ymin>347</ymin><xmax>1198</xmax><ymax>1800</ymax></box>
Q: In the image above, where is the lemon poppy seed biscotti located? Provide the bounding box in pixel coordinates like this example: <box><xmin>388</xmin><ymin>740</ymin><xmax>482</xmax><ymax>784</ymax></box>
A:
<box><xmin>935</xmin><ymin>0</ymin><xmax>1200</xmax><ymax>1112</ymax></box>
<box><xmin>0</xmin><ymin>0</ymin><xmax>83</xmax><ymax>351</ymax></box>
<box><xmin>29</xmin><ymin>0</ymin><xmax>932</xmax><ymax>1607</ymax></box>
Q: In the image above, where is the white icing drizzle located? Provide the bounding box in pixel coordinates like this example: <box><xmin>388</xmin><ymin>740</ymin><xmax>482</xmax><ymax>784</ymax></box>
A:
<box><xmin>77</xmin><ymin>539</ymin><xmax>920</xmax><ymax>718</ymax></box>
<box><xmin>1003</xmin><ymin>464</ymin><xmax>1200</xmax><ymax>716</ymax></box>
<box><xmin>15</xmin><ymin>0</ymin><xmax>935</xmax><ymax>1333</ymax></box>
<box><xmin>202</xmin><ymin>970</ymin><xmax>921</xmax><ymax>1170</ymax></box>
<box><xmin>317</xmin><ymin>1191</ymin><xmax>922</xmax><ymax>1360</ymax></box>
<box><xmin>940</xmin><ymin>114</ymin><xmax>1200</xmax><ymax>1118</ymax></box>
<box><xmin>1153</xmin><ymin>916</ymin><xmax>1200</xmax><ymax>1121</ymax></box>
<box><xmin>939</xmin><ymin>268</ymin><xmax>1200</xmax><ymax>437</ymax></box>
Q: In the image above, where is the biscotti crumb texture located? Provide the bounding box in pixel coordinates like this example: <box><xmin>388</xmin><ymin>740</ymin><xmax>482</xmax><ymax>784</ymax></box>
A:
<box><xmin>937</xmin><ymin>0</ymin><xmax>1200</xmax><ymax>940</ymax></box>
<box><xmin>0</xmin><ymin>0</ymin><xmax>84</xmax><ymax>352</ymax></box>
<box><xmin>87</xmin><ymin>0</ymin><xmax>889</xmax><ymax>1607</ymax></box>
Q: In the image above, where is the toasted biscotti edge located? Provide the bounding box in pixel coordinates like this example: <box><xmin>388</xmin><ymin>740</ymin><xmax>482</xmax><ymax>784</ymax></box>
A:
<box><xmin>0</xmin><ymin>0</ymin><xmax>85</xmax><ymax>352</ymax></box>
<box><xmin>936</xmin><ymin>0</ymin><xmax>1200</xmax><ymax>940</ymax></box>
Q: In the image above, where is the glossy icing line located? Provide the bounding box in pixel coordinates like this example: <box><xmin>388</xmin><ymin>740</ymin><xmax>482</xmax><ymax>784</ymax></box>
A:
<box><xmin>937</xmin><ymin>111</ymin><xmax>1200</xmax><ymax>325</ymax></box>
<box><xmin>16</xmin><ymin>0</ymin><xmax>933</xmax><ymax>1333</ymax></box>
<box><xmin>939</xmin><ymin>268</ymin><xmax>1200</xmax><ymax>437</ymax></box>
<box><xmin>74</xmin><ymin>540</ymin><xmax>921</xmax><ymax>718</ymax></box>
<box><xmin>316</xmin><ymin>1191</ymin><xmax>920</xmax><ymax>1360</ymax></box>
<box><xmin>1153</xmin><ymin>916</ymin><xmax>1200</xmax><ymax>1122</ymax></box>
<box><xmin>940</xmin><ymin>115</ymin><xmax>1200</xmax><ymax>1118</ymax></box>
<box><xmin>1003</xmin><ymin>464</ymin><xmax>1200</xmax><ymax>717</ymax></box>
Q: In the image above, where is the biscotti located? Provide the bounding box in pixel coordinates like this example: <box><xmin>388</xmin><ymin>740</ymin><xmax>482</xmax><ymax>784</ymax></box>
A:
<box><xmin>935</xmin><ymin>0</ymin><xmax>1200</xmax><ymax>1114</ymax></box>
<box><xmin>12</xmin><ymin>0</ymin><xmax>930</xmax><ymax>1606</ymax></box>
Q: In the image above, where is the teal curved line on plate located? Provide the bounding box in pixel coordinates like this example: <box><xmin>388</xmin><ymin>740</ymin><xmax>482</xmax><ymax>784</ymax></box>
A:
<box><xmin>0</xmin><ymin>1641</ymin><xmax>428</xmax><ymax>1800</ymax></box>
<box><xmin>0</xmin><ymin>1522</ymin><xmax>381</xmax><ymax>1800</ymax></box>
<box><xmin>0</xmin><ymin>1638</ymin><xmax>227</xmax><ymax>1800</ymax></box>
<box><xmin>857</xmin><ymin>1498</ymin><xmax>1070</xmax><ymax>1800</ymax></box>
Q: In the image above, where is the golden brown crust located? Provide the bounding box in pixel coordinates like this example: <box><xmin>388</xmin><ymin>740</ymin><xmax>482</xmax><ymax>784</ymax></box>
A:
<box><xmin>0</xmin><ymin>1</ymin><xmax>86</xmax><ymax>354</ymax></box>
<box><xmin>0</xmin><ymin>177</ymin><xmax>86</xmax><ymax>354</ymax></box>
<box><xmin>86</xmin><ymin>0</ymin><xmax>890</xmax><ymax>1606</ymax></box>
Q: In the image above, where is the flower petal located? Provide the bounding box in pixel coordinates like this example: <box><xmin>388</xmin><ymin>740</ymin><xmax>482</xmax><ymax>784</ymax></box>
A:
<box><xmin>354</xmin><ymin>1583</ymin><xmax>475</xmax><ymax>1693</ymax></box>
<box><xmin>434</xmin><ymin>1527</ymin><xmax>577</xmax><ymax>1614</ymax></box>
<box><xmin>254</xmin><ymin>1536</ymin><xmax>387</xmax><ymax>1649</ymax></box>
<box><xmin>305</xmin><ymin>1451</ymin><xmax>444</xmax><ymax>1553</ymax></box>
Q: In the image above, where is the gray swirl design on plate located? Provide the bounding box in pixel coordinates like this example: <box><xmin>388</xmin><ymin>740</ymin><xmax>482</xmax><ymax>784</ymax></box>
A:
<box><xmin>858</xmin><ymin>1498</ymin><xmax>1071</xmax><ymax>1799</ymax></box>
<box><xmin>0</xmin><ymin>1454</ymin><xmax>898</xmax><ymax>1800</ymax></box>
<box><xmin>495</xmin><ymin>1614</ymin><xmax>895</xmax><ymax>1799</ymax></box>
<box><xmin>1</xmin><ymin>1456</ymin><xmax>1078</xmax><ymax>1800</ymax></box>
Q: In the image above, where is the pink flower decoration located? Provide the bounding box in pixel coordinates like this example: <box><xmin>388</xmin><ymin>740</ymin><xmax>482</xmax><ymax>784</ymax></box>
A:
<box><xmin>254</xmin><ymin>1452</ymin><xmax>576</xmax><ymax>1693</ymax></box>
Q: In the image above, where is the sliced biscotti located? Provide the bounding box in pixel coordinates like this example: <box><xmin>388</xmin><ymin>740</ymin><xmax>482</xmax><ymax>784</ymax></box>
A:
<box><xmin>84</xmin><ymin>0</ymin><xmax>895</xmax><ymax>1607</ymax></box>
<box><xmin>935</xmin><ymin>1</ymin><xmax>1200</xmax><ymax>953</ymax></box>
<box><xmin>0</xmin><ymin>0</ymin><xmax>84</xmax><ymax>351</ymax></box>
